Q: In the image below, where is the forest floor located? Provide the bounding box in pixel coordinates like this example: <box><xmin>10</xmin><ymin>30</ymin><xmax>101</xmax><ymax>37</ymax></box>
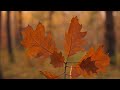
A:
<box><xmin>1</xmin><ymin>49</ymin><xmax>120</xmax><ymax>79</ymax></box>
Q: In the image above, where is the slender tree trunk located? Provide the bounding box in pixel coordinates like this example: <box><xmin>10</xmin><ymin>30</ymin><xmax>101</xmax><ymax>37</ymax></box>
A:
<box><xmin>0</xmin><ymin>12</ymin><xmax>1</xmax><ymax>47</ymax></box>
<box><xmin>105</xmin><ymin>11</ymin><xmax>116</xmax><ymax>65</ymax></box>
<box><xmin>0</xmin><ymin>11</ymin><xmax>3</xmax><ymax>79</ymax></box>
<box><xmin>14</xmin><ymin>12</ymin><xmax>18</xmax><ymax>46</ymax></box>
<box><xmin>6</xmin><ymin>11</ymin><xmax>14</xmax><ymax>63</ymax></box>
<box><xmin>15</xmin><ymin>11</ymin><xmax>23</xmax><ymax>49</ymax></box>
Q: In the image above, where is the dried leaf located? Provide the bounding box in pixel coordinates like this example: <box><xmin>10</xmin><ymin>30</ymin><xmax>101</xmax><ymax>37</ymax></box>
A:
<box><xmin>80</xmin><ymin>57</ymin><xmax>98</xmax><ymax>75</ymax></box>
<box><xmin>71</xmin><ymin>45</ymin><xmax>110</xmax><ymax>78</ymax></box>
<box><xmin>50</xmin><ymin>51</ymin><xmax>65</xmax><ymax>68</ymax></box>
<box><xmin>21</xmin><ymin>23</ymin><xmax>57</xmax><ymax>59</ymax></box>
<box><xmin>64</xmin><ymin>16</ymin><xmax>87</xmax><ymax>57</ymax></box>
<box><xmin>40</xmin><ymin>71</ymin><xmax>58</xmax><ymax>79</ymax></box>
<box><xmin>92</xmin><ymin>45</ymin><xmax>110</xmax><ymax>73</ymax></box>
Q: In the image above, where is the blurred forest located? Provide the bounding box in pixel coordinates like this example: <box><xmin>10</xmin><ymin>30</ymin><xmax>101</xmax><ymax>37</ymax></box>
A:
<box><xmin>0</xmin><ymin>11</ymin><xmax>120</xmax><ymax>79</ymax></box>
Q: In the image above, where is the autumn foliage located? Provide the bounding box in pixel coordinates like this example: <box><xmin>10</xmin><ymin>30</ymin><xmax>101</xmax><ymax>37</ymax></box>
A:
<box><xmin>64</xmin><ymin>17</ymin><xmax>87</xmax><ymax>57</ymax></box>
<box><xmin>21</xmin><ymin>16</ymin><xmax>110</xmax><ymax>79</ymax></box>
<box><xmin>71</xmin><ymin>46</ymin><xmax>110</xmax><ymax>78</ymax></box>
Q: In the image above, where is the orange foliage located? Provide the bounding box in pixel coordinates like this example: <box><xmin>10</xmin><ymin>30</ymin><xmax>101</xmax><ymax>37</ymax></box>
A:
<box><xmin>21</xmin><ymin>23</ymin><xmax>65</xmax><ymax>68</ymax></box>
<box><xmin>64</xmin><ymin>16</ymin><xmax>87</xmax><ymax>57</ymax></box>
<box><xmin>21</xmin><ymin>16</ymin><xmax>110</xmax><ymax>79</ymax></box>
<box><xmin>50</xmin><ymin>51</ymin><xmax>65</xmax><ymax>68</ymax></box>
<box><xmin>21</xmin><ymin>23</ymin><xmax>57</xmax><ymax>59</ymax></box>
<box><xmin>71</xmin><ymin>45</ymin><xmax>110</xmax><ymax>78</ymax></box>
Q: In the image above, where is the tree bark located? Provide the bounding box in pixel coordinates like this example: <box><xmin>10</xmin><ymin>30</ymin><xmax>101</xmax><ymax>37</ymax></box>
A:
<box><xmin>0</xmin><ymin>11</ymin><xmax>3</xmax><ymax>79</ymax></box>
<box><xmin>105</xmin><ymin>11</ymin><xmax>116</xmax><ymax>65</ymax></box>
<box><xmin>6</xmin><ymin>11</ymin><xmax>14</xmax><ymax>63</ymax></box>
<box><xmin>15</xmin><ymin>11</ymin><xmax>23</xmax><ymax>49</ymax></box>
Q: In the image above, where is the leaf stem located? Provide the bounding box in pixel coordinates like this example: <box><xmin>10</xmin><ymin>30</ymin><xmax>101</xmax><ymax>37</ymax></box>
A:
<box><xmin>64</xmin><ymin>59</ymin><xmax>79</xmax><ymax>79</ymax></box>
<box><xmin>64</xmin><ymin>56</ymin><xmax>70</xmax><ymax>79</ymax></box>
<box><xmin>64</xmin><ymin>62</ymin><xmax>67</xmax><ymax>79</ymax></box>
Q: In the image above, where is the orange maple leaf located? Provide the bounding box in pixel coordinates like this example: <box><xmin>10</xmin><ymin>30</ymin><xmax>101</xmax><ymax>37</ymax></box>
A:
<box><xmin>71</xmin><ymin>45</ymin><xmax>110</xmax><ymax>78</ymax></box>
<box><xmin>64</xmin><ymin>16</ymin><xmax>87</xmax><ymax>57</ymax></box>
<box><xmin>40</xmin><ymin>71</ymin><xmax>59</xmax><ymax>79</ymax></box>
<box><xmin>50</xmin><ymin>51</ymin><xmax>65</xmax><ymax>68</ymax></box>
<box><xmin>21</xmin><ymin>23</ymin><xmax>57</xmax><ymax>59</ymax></box>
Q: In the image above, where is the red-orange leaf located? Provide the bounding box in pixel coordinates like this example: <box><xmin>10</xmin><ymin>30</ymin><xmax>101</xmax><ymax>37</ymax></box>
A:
<box><xmin>64</xmin><ymin>16</ymin><xmax>87</xmax><ymax>57</ymax></box>
<box><xmin>50</xmin><ymin>51</ymin><xmax>65</xmax><ymax>68</ymax></box>
<box><xmin>21</xmin><ymin>23</ymin><xmax>57</xmax><ymax>59</ymax></box>
<box><xmin>40</xmin><ymin>71</ymin><xmax>59</xmax><ymax>79</ymax></box>
<box><xmin>71</xmin><ymin>45</ymin><xmax>110</xmax><ymax>78</ymax></box>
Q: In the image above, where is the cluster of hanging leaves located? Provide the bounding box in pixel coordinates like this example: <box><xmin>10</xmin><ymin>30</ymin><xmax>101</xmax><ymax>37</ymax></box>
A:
<box><xmin>21</xmin><ymin>16</ymin><xmax>110</xmax><ymax>79</ymax></box>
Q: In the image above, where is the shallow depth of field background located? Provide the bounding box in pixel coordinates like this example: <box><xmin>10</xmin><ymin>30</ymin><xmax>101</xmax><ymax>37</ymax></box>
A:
<box><xmin>0</xmin><ymin>11</ymin><xmax>120</xmax><ymax>79</ymax></box>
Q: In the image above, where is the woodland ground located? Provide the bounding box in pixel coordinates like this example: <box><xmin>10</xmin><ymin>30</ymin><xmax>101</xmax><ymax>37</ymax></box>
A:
<box><xmin>1</xmin><ymin>49</ymin><xmax>120</xmax><ymax>79</ymax></box>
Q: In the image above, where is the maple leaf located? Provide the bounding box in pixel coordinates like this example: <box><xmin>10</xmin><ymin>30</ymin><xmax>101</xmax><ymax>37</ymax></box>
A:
<box><xmin>40</xmin><ymin>71</ymin><xmax>59</xmax><ymax>79</ymax></box>
<box><xmin>71</xmin><ymin>45</ymin><xmax>110</xmax><ymax>78</ymax></box>
<box><xmin>50</xmin><ymin>51</ymin><xmax>65</xmax><ymax>68</ymax></box>
<box><xmin>64</xmin><ymin>16</ymin><xmax>87</xmax><ymax>57</ymax></box>
<box><xmin>21</xmin><ymin>23</ymin><xmax>57</xmax><ymax>59</ymax></box>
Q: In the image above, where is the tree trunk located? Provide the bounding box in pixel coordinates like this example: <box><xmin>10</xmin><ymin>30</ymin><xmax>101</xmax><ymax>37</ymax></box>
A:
<box><xmin>0</xmin><ymin>11</ymin><xmax>3</xmax><ymax>79</ymax></box>
<box><xmin>15</xmin><ymin>11</ymin><xmax>23</xmax><ymax>49</ymax></box>
<box><xmin>105</xmin><ymin>11</ymin><xmax>116</xmax><ymax>65</ymax></box>
<box><xmin>14</xmin><ymin>12</ymin><xmax>18</xmax><ymax>46</ymax></box>
<box><xmin>6</xmin><ymin>11</ymin><xmax>14</xmax><ymax>63</ymax></box>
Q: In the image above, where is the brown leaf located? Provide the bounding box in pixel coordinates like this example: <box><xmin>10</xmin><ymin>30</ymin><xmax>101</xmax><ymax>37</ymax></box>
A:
<box><xmin>80</xmin><ymin>57</ymin><xmax>98</xmax><ymax>75</ymax></box>
<box><xmin>50</xmin><ymin>51</ymin><xmax>65</xmax><ymax>68</ymax></box>
<box><xmin>21</xmin><ymin>23</ymin><xmax>57</xmax><ymax>59</ymax></box>
<box><xmin>40</xmin><ymin>71</ymin><xmax>59</xmax><ymax>79</ymax></box>
<box><xmin>71</xmin><ymin>45</ymin><xmax>110</xmax><ymax>78</ymax></box>
<box><xmin>64</xmin><ymin>16</ymin><xmax>87</xmax><ymax>57</ymax></box>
